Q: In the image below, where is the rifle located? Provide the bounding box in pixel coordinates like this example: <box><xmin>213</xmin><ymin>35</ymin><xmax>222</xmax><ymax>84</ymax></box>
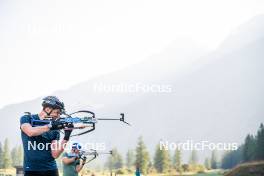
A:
<box><xmin>68</xmin><ymin>149</ymin><xmax>113</xmax><ymax>164</ymax></box>
<box><xmin>26</xmin><ymin>110</ymin><xmax>130</xmax><ymax>137</ymax></box>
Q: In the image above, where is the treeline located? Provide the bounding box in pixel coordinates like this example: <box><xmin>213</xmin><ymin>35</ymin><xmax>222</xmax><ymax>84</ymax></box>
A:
<box><xmin>104</xmin><ymin>124</ymin><xmax>264</xmax><ymax>174</ymax></box>
<box><xmin>104</xmin><ymin>137</ymin><xmax>220</xmax><ymax>174</ymax></box>
<box><xmin>2</xmin><ymin>124</ymin><xmax>263</xmax><ymax>173</ymax></box>
<box><xmin>0</xmin><ymin>138</ymin><xmax>23</xmax><ymax>169</ymax></box>
<box><xmin>221</xmin><ymin>123</ymin><xmax>264</xmax><ymax>169</ymax></box>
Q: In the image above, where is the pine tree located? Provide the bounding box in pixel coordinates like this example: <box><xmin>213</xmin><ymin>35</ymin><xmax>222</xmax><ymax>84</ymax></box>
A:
<box><xmin>3</xmin><ymin>138</ymin><xmax>12</xmax><ymax>168</ymax></box>
<box><xmin>114</xmin><ymin>150</ymin><xmax>123</xmax><ymax>169</ymax></box>
<box><xmin>243</xmin><ymin>134</ymin><xmax>256</xmax><ymax>161</ymax></box>
<box><xmin>135</xmin><ymin>136</ymin><xmax>150</xmax><ymax>174</ymax></box>
<box><xmin>0</xmin><ymin>142</ymin><xmax>3</xmax><ymax>168</ymax></box>
<box><xmin>204</xmin><ymin>157</ymin><xmax>211</xmax><ymax>170</ymax></box>
<box><xmin>154</xmin><ymin>145</ymin><xmax>162</xmax><ymax>172</ymax></box>
<box><xmin>211</xmin><ymin>150</ymin><xmax>218</xmax><ymax>169</ymax></box>
<box><xmin>221</xmin><ymin>123</ymin><xmax>264</xmax><ymax>169</ymax></box>
<box><xmin>256</xmin><ymin>123</ymin><xmax>264</xmax><ymax>160</ymax></box>
<box><xmin>106</xmin><ymin>154</ymin><xmax>114</xmax><ymax>170</ymax></box>
<box><xmin>11</xmin><ymin>146</ymin><xmax>18</xmax><ymax>166</ymax></box>
<box><xmin>153</xmin><ymin>143</ymin><xmax>171</xmax><ymax>173</ymax></box>
<box><xmin>189</xmin><ymin>150</ymin><xmax>198</xmax><ymax>165</ymax></box>
<box><xmin>173</xmin><ymin>149</ymin><xmax>182</xmax><ymax>171</ymax></box>
<box><xmin>10</xmin><ymin>145</ymin><xmax>23</xmax><ymax>167</ymax></box>
<box><xmin>17</xmin><ymin>145</ymin><xmax>23</xmax><ymax>166</ymax></box>
<box><xmin>106</xmin><ymin>148</ymin><xmax>123</xmax><ymax>170</ymax></box>
<box><xmin>126</xmin><ymin>149</ymin><xmax>134</xmax><ymax>169</ymax></box>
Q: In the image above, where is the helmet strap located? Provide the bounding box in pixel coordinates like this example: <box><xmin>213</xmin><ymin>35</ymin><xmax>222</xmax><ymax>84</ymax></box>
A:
<box><xmin>43</xmin><ymin>107</ymin><xmax>53</xmax><ymax>117</ymax></box>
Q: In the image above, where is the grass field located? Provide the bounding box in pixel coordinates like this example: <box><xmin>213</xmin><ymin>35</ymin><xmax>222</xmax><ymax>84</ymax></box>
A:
<box><xmin>89</xmin><ymin>171</ymin><xmax>224</xmax><ymax>176</ymax></box>
<box><xmin>0</xmin><ymin>169</ymin><xmax>224</xmax><ymax>176</ymax></box>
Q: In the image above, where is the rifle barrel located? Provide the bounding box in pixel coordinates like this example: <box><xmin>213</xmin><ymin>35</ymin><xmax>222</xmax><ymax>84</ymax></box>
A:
<box><xmin>97</xmin><ymin>118</ymin><xmax>120</xmax><ymax>120</ymax></box>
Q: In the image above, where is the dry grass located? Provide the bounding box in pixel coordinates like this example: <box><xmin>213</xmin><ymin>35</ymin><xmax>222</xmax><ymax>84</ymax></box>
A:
<box><xmin>224</xmin><ymin>160</ymin><xmax>264</xmax><ymax>176</ymax></box>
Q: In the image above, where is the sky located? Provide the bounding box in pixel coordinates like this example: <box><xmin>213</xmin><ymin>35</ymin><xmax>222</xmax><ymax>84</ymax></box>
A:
<box><xmin>0</xmin><ymin>0</ymin><xmax>264</xmax><ymax>108</ymax></box>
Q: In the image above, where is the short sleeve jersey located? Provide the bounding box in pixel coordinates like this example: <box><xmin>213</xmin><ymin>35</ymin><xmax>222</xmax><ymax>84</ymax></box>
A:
<box><xmin>20</xmin><ymin>114</ymin><xmax>60</xmax><ymax>171</ymax></box>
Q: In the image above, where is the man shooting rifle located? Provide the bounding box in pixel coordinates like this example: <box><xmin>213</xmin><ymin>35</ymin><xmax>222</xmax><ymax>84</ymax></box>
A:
<box><xmin>20</xmin><ymin>96</ymin><xmax>73</xmax><ymax>176</ymax></box>
<box><xmin>62</xmin><ymin>143</ymin><xmax>87</xmax><ymax>176</ymax></box>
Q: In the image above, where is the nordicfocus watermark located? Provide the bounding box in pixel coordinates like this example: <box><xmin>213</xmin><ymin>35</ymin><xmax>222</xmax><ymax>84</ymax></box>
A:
<box><xmin>93</xmin><ymin>82</ymin><xmax>172</xmax><ymax>93</ymax></box>
<box><xmin>160</xmin><ymin>140</ymin><xmax>238</xmax><ymax>151</ymax></box>
<box><xmin>27</xmin><ymin>141</ymin><xmax>106</xmax><ymax>151</ymax></box>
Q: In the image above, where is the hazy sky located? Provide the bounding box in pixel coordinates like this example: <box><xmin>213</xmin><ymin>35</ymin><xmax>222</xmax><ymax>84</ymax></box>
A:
<box><xmin>0</xmin><ymin>0</ymin><xmax>264</xmax><ymax>108</ymax></box>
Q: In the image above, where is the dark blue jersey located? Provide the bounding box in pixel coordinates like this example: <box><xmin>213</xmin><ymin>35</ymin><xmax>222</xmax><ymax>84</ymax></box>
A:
<box><xmin>20</xmin><ymin>114</ymin><xmax>60</xmax><ymax>171</ymax></box>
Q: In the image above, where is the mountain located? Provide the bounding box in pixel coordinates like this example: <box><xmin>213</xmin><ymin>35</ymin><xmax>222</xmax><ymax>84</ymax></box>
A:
<box><xmin>219</xmin><ymin>14</ymin><xmax>264</xmax><ymax>52</ymax></box>
<box><xmin>1</xmin><ymin>15</ymin><xmax>264</xmax><ymax>163</ymax></box>
<box><xmin>0</xmin><ymin>37</ymin><xmax>207</xmax><ymax>146</ymax></box>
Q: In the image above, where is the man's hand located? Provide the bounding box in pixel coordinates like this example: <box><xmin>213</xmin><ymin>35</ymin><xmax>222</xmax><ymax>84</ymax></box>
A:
<box><xmin>63</xmin><ymin>129</ymin><xmax>72</xmax><ymax>141</ymax></box>
<box><xmin>63</xmin><ymin>122</ymin><xmax>74</xmax><ymax>140</ymax></box>
<box><xmin>51</xmin><ymin>124</ymin><xmax>73</xmax><ymax>158</ymax></box>
<box><xmin>82</xmin><ymin>156</ymin><xmax>87</xmax><ymax>165</ymax></box>
<box><xmin>49</xmin><ymin>121</ymin><xmax>65</xmax><ymax>130</ymax></box>
<box><xmin>76</xmin><ymin>156</ymin><xmax>86</xmax><ymax>172</ymax></box>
